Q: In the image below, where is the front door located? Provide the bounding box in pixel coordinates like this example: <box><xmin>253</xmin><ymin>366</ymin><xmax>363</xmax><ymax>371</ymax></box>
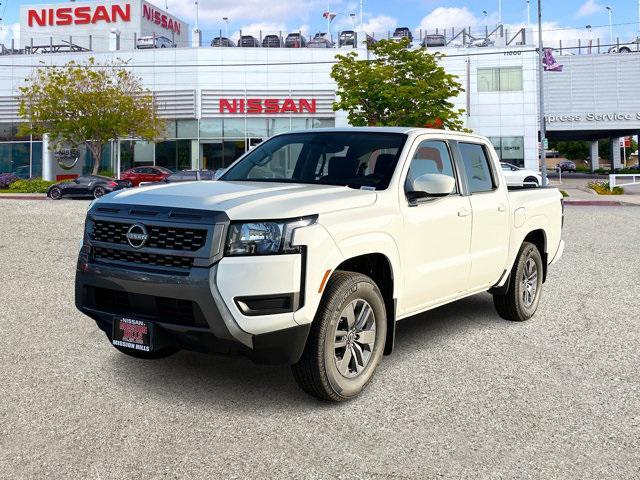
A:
<box><xmin>399</xmin><ymin>138</ymin><xmax>472</xmax><ymax>315</ymax></box>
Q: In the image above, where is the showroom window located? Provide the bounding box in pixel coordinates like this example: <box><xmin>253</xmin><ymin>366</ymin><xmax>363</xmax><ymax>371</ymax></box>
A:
<box><xmin>477</xmin><ymin>67</ymin><xmax>523</xmax><ymax>92</ymax></box>
<box><xmin>488</xmin><ymin>136</ymin><xmax>525</xmax><ymax>168</ymax></box>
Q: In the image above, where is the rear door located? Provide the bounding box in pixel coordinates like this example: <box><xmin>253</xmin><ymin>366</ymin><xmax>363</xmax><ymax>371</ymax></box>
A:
<box><xmin>399</xmin><ymin>137</ymin><xmax>472</xmax><ymax>314</ymax></box>
<box><xmin>455</xmin><ymin>141</ymin><xmax>510</xmax><ymax>289</ymax></box>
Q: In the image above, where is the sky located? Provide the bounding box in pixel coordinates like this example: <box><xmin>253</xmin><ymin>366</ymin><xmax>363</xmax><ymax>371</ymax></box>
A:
<box><xmin>0</xmin><ymin>0</ymin><xmax>638</xmax><ymax>47</ymax></box>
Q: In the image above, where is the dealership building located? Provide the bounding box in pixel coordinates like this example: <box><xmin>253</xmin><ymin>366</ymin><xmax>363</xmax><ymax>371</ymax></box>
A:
<box><xmin>0</xmin><ymin>0</ymin><xmax>637</xmax><ymax>180</ymax></box>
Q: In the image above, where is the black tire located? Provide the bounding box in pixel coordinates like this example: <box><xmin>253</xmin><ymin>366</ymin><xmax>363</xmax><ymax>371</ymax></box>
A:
<box><xmin>493</xmin><ymin>242</ymin><xmax>544</xmax><ymax>322</ymax></box>
<box><xmin>93</xmin><ymin>186</ymin><xmax>106</xmax><ymax>199</ymax></box>
<box><xmin>113</xmin><ymin>344</ymin><xmax>178</xmax><ymax>360</ymax></box>
<box><xmin>292</xmin><ymin>271</ymin><xmax>387</xmax><ymax>402</ymax></box>
<box><xmin>48</xmin><ymin>187</ymin><xmax>62</xmax><ymax>200</ymax></box>
<box><xmin>619</xmin><ymin>47</ymin><xmax>631</xmax><ymax>53</ymax></box>
<box><xmin>524</xmin><ymin>176</ymin><xmax>539</xmax><ymax>187</ymax></box>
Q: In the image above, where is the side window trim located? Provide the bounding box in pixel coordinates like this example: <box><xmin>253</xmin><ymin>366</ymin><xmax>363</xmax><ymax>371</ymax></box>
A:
<box><xmin>453</xmin><ymin>140</ymin><xmax>499</xmax><ymax>195</ymax></box>
<box><xmin>402</xmin><ymin>137</ymin><xmax>464</xmax><ymax>203</ymax></box>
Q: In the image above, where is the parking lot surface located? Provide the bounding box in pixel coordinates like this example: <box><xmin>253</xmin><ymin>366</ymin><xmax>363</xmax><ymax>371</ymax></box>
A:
<box><xmin>1</xmin><ymin>200</ymin><xmax>639</xmax><ymax>479</ymax></box>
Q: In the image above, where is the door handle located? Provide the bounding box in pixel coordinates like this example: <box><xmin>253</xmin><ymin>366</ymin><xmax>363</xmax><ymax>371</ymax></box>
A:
<box><xmin>498</xmin><ymin>204</ymin><xmax>508</xmax><ymax>212</ymax></box>
<box><xmin>458</xmin><ymin>208</ymin><xmax>471</xmax><ymax>217</ymax></box>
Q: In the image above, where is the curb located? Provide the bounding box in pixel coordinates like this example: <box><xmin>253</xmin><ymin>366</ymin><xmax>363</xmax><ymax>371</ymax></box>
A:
<box><xmin>563</xmin><ymin>199</ymin><xmax>638</xmax><ymax>207</ymax></box>
<box><xmin>0</xmin><ymin>195</ymin><xmax>48</xmax><ymax>200</ymax></box>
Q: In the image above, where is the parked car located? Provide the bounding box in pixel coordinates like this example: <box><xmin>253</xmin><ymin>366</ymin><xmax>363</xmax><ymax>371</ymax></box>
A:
<box><xmin>77</xmin><ymin>128</ymin><xmax>564</xmax><ymax>401</ymax></box>
<box><xmin>47</xmin><ymin>175</ymin><xmax>128</xmax><ymax>200</ymax></box>
<box><xmin>262</xmin><ymin>34</ymin><xmax>283</xmax><ymax>48</ymax></box>
<box><xmin>137</xmin><ymin>35</ymin><xmax>175</xmax><ymax>49</ymax></box>
<box><xmin>339</xmin><ymin>30</ymin><xmax>357</xmax><ymax>47</ymax></box>
<box><xmin>238</xmin><ymin>35</ymin><xmax>261</xmax><ymax>47</ymax></box>
<box><xmin>285</xmin><ymin>32</ymin><xmax>307</xmax><ymax>48</ymax></box>
<box><xmin>211</xmin><ymin>37</ymin><xmax>235</xmax><ymax>47</ymax></box>
<box><xmin>307</xmin><ymin>33</ymin><xmax>333</xmax><ymax>48</ymax></box>
<box><xmin>422</xmin><ymin>34</ymin><xmax>446</xmax><ymax>48</ymax></box>
<box><xmin>120</xmin><ymin>166</ymin><xmax>172</xmax><ymax>187</ymax></box>
<box><xmin>149</xmin><ymin>170</ymin><xmax>217</xmax><ymax>185</ymax></box>
<box><xmin>392</xmin><ymin>27</ymin><xmax>413</xmax><ymax>42</ymax></box>
<box><xmin>557</xmin><ymin>160</ymin><xmax>577</xmax><ymax>172</ymax></box>
<box><xmin>470</xmin><ymin>37</ymin><xmax>495</xmax><ymax>48</ymax></box>
<box><xmin>500</xmin><ymin>162</ymin><xmax>542</xmax><ymax>187</ymax></box>
<box><xmin>608</xmin><ymin>38</ymin><xmax>639</xmax><ymax>53</ymax></box>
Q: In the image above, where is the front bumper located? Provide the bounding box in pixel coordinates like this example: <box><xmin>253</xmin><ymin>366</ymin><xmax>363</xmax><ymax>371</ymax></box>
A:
<box><xmin>76</xmin><ymin>260</ymin><xmax>311</xmax><ymax>364</ymax></box>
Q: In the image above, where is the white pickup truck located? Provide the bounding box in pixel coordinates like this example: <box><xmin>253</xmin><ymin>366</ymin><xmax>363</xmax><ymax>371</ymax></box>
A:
<box><xmin>76</xmin><ymin>127</ymin><xmax>564</xmax><ymax>401</ymax></box>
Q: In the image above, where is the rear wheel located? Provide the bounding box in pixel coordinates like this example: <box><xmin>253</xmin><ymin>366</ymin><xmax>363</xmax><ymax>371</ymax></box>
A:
<box><xmin>524</xmin><ymin>176</ymin><xmax>539</xmax><ymax>186</ymax></box>
<box><xmin>292</xmin><ymin>271</ymin><xmax>387</xmax><ymax>401</ymax></box>
<box><xmin>48</xmin><ymin>187</ymin><xmax>62</xmax><ymax>200</ymax></box>
<box><xmin>493</xmin><ymin>242</ymin><xmax>544</xmax><ymax>322</ymax></box>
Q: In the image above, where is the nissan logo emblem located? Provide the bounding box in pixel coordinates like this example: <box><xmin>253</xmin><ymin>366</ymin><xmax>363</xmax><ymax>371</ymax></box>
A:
<box><xmin>126</xmin><ymin>224</ymin><xmax>149</xmax><ymax>249</ymax></box>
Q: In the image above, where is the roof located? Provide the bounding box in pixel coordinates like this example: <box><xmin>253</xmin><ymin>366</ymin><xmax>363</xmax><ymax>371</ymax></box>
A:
<box><xmin>286</xmin><ymin>126</ymin><xmax>488</xmax><ymax>140</ymax></box>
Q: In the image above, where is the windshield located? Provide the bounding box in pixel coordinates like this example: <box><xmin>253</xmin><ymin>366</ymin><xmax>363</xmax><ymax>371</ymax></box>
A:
<box><xmin>220</xmin><ymin>132</ymin><xmax>407</xmax><ymax>190</ymax></box>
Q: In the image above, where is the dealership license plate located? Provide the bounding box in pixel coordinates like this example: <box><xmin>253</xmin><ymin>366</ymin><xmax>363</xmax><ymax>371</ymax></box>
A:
<box><xmin>112</xmin><ymin>317</ymin><xmax>153</xmax><ymax>352</ymax></box>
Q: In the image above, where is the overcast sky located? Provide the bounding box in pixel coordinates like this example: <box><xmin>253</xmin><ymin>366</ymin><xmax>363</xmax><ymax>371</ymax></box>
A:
<box><xmin>1</xmin><ymin>0</ymin><xmax>638</xmax><ymax>46</ymax></box>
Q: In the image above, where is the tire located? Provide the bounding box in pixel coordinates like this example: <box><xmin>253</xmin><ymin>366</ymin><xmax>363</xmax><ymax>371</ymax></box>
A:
<box><xmin>292</xmin><ymin>271</ymin><xmax>387</xmax><ymax>402</ymax></box>
<box><xmin>93</xmin><ymin>186</ymin><xmax>106</xmax><ymax>199</ymax></box>
<box><xmin>493</xmin><ymin>242</ymin><xmax>544</xmax><ymax>322</ymax></box>
<box><xmin>48</xmin><ymin>187</ymin><xmax>62</xmax><ymax>200</ymax></box>
<box><xmin>113</xmin><ymin>344</ymin><xmax>178</xmax><ymax>360</ymax></box>
<box><xmin>619</xmin><ymin>47</ymin><xmax>631</xmax><ymax>53</ymax></box>
<box><xmin>523</xmin><ymin>176</ymin><xmax>539</xmax><ymax>187</ymax></box>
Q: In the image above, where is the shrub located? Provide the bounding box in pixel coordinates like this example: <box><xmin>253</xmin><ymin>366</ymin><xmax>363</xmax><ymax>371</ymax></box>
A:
<box><xmin>587</xmin><ymin>180</ymin><xmax>624</xmax><ymax>195</ymax></box>
<box><xmin>560</xmin><ymin>190</ymin><xmax>569</xmax><ymax>198</ymax></box>
<box><xmin>0</xmin><ymin>172</ymin><xmax>19</xmax><ymax>189</ymax></box>
<box><xmin>98</xmin><ymin>169</ymin><xmax>115</xmax><ymax>178</ymax></box>
<box><xmin>7</xmin><ymin>178</ymin><xmax>56</xmax><ymax>193</ymax></box>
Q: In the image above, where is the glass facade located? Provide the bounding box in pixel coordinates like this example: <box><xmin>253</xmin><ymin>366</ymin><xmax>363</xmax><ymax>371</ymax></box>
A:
<box><xmin>0</xmin><ymin>117</ymin><xmax>335</xmax><ymax>177</ymax></box>
<box><xmin>489</xmin><ymin>136</ymin><xmax>525</xmax><ymax>167</ymax></box>
<box><xmin>478</xmin><ymin>67</ymin><xmax>523</xmax><ymax>92</ymax></box>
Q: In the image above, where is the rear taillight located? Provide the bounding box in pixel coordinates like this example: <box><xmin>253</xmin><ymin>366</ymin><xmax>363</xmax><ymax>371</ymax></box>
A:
<box><xmin>108</xmin><ymin>181</ymin><xmax>118</xmax><ymax>187</ymax></box>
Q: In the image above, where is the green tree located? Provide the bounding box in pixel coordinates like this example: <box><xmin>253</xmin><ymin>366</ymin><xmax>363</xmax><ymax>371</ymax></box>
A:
<box><xmin>18</xmin><ymin>58</ymin><xmax>165</xmax><ymax>175</ymax></box>
<box><xmin>549</xmin><ymin>140</ymin><xmax>589</xmax><ymax>161</ymax></box>
<box><xmin>331</xmin><ymin>38</ymin><xmax>466</xmax><ymax>129</ymax></box>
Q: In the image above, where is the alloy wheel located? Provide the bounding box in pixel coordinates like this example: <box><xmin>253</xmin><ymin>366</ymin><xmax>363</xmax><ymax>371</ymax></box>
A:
<box><xmin>333</xmin><ymin>299</ymin><xmax>376</xmax><ymax>378</ymax></box>
<box><xmin>521</xmin><ymin>258</ymin><xmax>538</xmax><ymax>307</ymax></box>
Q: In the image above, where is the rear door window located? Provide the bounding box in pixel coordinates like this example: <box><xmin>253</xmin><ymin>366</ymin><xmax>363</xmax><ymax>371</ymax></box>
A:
<box><xmin>459</xmin><ymin>143</ymin><xmax>496</xmax><ymax>193</ymax></box>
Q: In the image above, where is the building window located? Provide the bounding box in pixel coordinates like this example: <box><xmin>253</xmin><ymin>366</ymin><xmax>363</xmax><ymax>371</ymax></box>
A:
<box><xmin>478</xmin><ymin>67</ymin><xmax>523</xmax><ymax>92</ymax></box>
<box><xmin>0</xmin><ymin>142</ymin><xmax>31</xmax><ymax>177</ymax></box>
<box><xmin>489</xmin><ymin>136</ymin><xmax>525</xmax><ymax>168</ymax></box>
<box><xmin>155</xmin><ymin>140</ymin><xmax>191</xmax><ymax>171</ymax></box>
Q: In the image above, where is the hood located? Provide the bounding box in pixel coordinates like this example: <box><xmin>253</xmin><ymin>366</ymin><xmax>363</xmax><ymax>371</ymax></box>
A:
<box><xmin>100</xmin><ymin>180</ymin><xmax>377</xmax><ymax>219</ymax></box>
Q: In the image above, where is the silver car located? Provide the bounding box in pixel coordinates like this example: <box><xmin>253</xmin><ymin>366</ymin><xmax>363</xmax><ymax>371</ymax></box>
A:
<box><xmin>137</xmin><ymin>35</ymin><xmax>175</xmax><ymax>49</ymax></box>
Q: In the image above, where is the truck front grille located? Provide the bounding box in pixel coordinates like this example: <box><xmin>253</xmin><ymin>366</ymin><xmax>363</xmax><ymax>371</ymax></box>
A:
<box><xmin>93</xmin><ymin>246</ymin><xmax>194</xmax><ymax>269</ymax></box>
<box><xmin>92</xmin><ymin>287</ymin><xmax>206</xmax><ymax>327</ymax></box>
<box><xmin>92</xmin><ymin>220</ymin><xmax>207</xmax><ymax>252</ymax></box>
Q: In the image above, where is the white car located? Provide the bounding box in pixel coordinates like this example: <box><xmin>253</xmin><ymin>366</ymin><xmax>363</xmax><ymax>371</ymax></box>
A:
<box><xmin>136</xmin><ymin>35</ymin><xmax>175</xmax><ymax>49</ymax></box>
<box><xmin>76</xmin><ymin>128</ymin><xmax>564</xmax><ymax>401</ymax></box>
<box><xmin>501</xmin><ymin>162</ymin><xmax>542</xmax><ymax>187</ymax></box>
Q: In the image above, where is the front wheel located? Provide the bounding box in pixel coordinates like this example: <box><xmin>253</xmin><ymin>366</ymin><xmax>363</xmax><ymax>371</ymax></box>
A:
<box><xmin>48</xmin><ymin>187</ymin><xmax>62</xmax><ymax>200</ymax></box>
<box><xmin>292</xmin><ymin>271</ymin><xmax>387</xmax><ymax>401</ymax></box>
<box><xmin>493</xmin><ymin>241</ymin><xmax>544</xmax><ymax>322</ymax></box>
<box><xmin>524</xmin><ymin>176</ymin><xmax>539</xmax><ymax>187</ymax></box>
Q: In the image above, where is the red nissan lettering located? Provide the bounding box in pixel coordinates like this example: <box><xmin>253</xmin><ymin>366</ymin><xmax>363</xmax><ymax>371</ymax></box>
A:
<box><xmin>246</xmin><ymin>99</ymin><xmax>263</xmax><ymax>114</ymax></box>
<box><xmin>74</xmin><ymin>6</ymin><xmax>92</xmax><ymax>24</ymax></box>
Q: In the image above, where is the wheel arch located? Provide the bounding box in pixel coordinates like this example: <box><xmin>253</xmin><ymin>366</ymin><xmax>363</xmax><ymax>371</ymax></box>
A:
<box><xmin>333</xmin><ymin>252</ymin><xmax>397</xmax><ymax>356</ymax></box>
<box><xmin>522</xmin><ymin>229</ymin><xmax>548</xmax><ymax>282</ymax></box>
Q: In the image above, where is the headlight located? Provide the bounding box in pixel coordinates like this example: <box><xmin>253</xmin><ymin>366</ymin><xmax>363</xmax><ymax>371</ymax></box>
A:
<box><xmin>225</xmin><ymin>217</ymin><xmax>316</xmax><ymax>256</ymax></box>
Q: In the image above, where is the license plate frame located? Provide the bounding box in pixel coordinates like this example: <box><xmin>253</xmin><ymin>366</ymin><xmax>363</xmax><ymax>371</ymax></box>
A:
<box><xmin>112</xmin><ymin>317</ymin><xmax>154</xmax><ymax>352</ymax></box>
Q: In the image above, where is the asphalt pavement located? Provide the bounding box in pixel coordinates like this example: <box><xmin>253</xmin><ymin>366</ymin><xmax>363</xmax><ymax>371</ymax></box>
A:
<box><xmin>1</xmin><ymin>200</ymin><xmax>639</xmax><ymax>479</ymax></box>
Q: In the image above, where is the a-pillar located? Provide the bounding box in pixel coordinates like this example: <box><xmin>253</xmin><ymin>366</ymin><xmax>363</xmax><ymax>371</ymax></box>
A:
<box><xmin>590</xmin><ymin>140</ymin><xmax>599</xmax><ymax>171</ymax></box>
<box><xmin>610</xmin><ymin>136</ymin><xmax>623</xmax><ymax>169</ymax></box>
<box><xmin>42</xmin><ymin>133</ymin><xmax>54</xmax><ymax>181</ymax></box>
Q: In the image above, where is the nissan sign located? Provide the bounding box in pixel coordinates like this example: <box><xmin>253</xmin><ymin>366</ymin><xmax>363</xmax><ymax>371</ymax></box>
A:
<box><xmin>219</xmin><ymin>99</ymin><xmax>317</xmax><ymax>114</ymax></box>
<box><xmin>28</xmin><ymin>4</ymin><xmax>131</xmax><ymax>27</ymax></box>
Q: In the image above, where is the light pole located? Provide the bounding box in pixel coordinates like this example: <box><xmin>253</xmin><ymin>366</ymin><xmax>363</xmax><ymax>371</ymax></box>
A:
<box><xmin>606</xmin><ymin>6</ymin><xmax>613</xmax><ymax>44</ymax></box>
<box><xmin>223</xmin><ymin>17</ymin><xmax>229</xmax><ymax>38</ymax></box>
<box><xmin>498</xmin><ymin>0</ymin><xmax>502</xmax><ymax>24</ymax></box>
<box><xmin>527</xmin><ymin>0</ymin><xmax>531</xmax><ymax>26</ymax></box>
<box><xmin>537</xmin><ymin>0</ymin><xmax>548</xmax><ymax>186</ymax></box>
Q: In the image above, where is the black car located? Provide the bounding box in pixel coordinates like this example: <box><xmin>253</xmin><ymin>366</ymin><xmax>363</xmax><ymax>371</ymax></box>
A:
<box><xmin>392</xmin><ymin>27</ymin><xmax>413</xmax><ymax>42</ymax></box>
<box><xmin>151</xmin><ymin>170</ymin><xmax>217</xmax><ymax>184</ymax></box>
<box><xmin>262</xmin><ymin>34</ymin><xmax>283</xmax><ymax>48</ymax></box>
<box><xmin>211</xmin><ymin>37</ymin><xmax>235</xmax><ymax>47</ymax></box>
<box><xmin>47</xmin><ymin>175</ymin><xmax>128</xmax><ymax>200</ymax></box>
<box><xmin>238</xmin><ymin>35</ymin><xmax>260</xmax><ymax>47</ymax></box>
<box><xmin>557</xmin><ymin>160</ymin><xmax>577</xmax><ymax>172</ymax></box>
<box><xmin>285</xmin><ymin>32</ymin><xmax>307</xmax><ymax>48</ymax></box>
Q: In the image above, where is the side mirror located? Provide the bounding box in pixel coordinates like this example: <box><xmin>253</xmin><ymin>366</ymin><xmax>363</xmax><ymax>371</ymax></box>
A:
<box><xmin>408</xmin><ymin>173</ymin><xmax>455</xmax><ymax>201</ymax></box>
